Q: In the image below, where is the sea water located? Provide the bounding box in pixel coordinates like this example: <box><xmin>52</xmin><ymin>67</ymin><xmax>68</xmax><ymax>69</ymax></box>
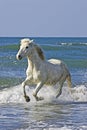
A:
<box><xmin>0</xmin><ymin>37</ymin><xmax>87</xmax><ymax>130</ymax></box>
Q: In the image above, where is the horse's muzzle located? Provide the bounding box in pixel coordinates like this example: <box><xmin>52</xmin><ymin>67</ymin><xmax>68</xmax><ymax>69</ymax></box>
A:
<box><xmin>16</xmin><ymin>54</ymin><xmax>22</xmax><ymax>60</ymax></box>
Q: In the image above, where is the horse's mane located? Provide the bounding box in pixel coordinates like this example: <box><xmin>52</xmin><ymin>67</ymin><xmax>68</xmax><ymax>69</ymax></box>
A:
<box><xmin>34</xmin><ymin>44</ymin><xmax>45</xmax><ymax>60</ymax></box>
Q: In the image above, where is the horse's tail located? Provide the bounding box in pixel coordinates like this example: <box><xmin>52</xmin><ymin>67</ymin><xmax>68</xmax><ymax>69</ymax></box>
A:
<box><xmin>66</xmin><ymin>73</ymin><xmax>72</xmax><ymax>88</ymax></box>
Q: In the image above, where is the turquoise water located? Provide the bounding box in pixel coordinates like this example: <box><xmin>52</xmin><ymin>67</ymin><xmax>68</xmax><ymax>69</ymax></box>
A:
<box><xmin>0</xmin><ymin>37</ymin><xmax>87</xmax><ymax>130</ymax></box>
<box><xmin>0</xmin><ymin>37</ymin><xmax>87</xmax><ymax>88</ymax></box>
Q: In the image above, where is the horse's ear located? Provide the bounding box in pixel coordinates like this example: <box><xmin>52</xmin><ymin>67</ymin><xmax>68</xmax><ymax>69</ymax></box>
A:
<box><xmin>20</xmin><ymin>38</ymin><xmax>33</xmax><ymax>45</ymax></box>
<box><xmin>29</xmin><ymin>39</ymin><xmax>34</xmax><ymax>44</ymax></box>
<box><xmin>20</xmin><ymin>40</ymin><xmax>22</xmax><ymax>45</ymax></box>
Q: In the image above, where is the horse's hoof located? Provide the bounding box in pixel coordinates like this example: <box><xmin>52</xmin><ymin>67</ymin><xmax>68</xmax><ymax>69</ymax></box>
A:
<box><xmin>33</xmin><ymin>93</ymin><xmax>44</xmax><ymax>101</ymax></box>
<box><xmin>56</xmin><ymin>93</ymin><xmax>61</xmax><ymax>98</ymax></box>
<box><xmin>25</xmin><ymin>96</ymin><xmax>30</xmax><ymax>102</ymax></box>
<box><xmin>56</xmin><ymin>91</ymin><xmax>62</xmax><ymax>98</ymax></box>
<box><xmin>36</xmin><ymin>96</ymin><xmax>44</xmax><ymax>101</ymax></box>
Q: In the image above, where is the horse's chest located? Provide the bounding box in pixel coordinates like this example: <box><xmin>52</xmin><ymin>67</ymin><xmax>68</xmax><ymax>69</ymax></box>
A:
<box><xmin>32</xmin><ymin>69</ymin><xmax>40</xmax><ymax>81</ymax></box>
<box><xmin>27</xmin><ymin>67</ymin><xmax>39</xmax><ymax>76</ymax></box>
<box><xmin>27</xmin><ymin>68</ymin><xmax>40</xmax><ymax>83</ymax></box>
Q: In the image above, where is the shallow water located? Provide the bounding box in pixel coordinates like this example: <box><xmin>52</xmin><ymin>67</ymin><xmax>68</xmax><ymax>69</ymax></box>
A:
<box><xmin>0</xmin><ymin>102</ymin><xmax>87</xmax><ymax>130</ymax></box>
<box><xmin>0</xmin><ymin>84</ymin><xmax>87</xmax><ymax>130</ymax></box>
<box><xmin>0</xmin><ymin>37</ymin><xmax>87</xmax><ymax>129</ymax></box>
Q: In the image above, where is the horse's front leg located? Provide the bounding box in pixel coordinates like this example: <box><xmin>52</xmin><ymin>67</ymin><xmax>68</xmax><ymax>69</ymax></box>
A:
<box><xmin>22</xmin><ymin>79</ymin><xmax>30</xmax><ymax>102</ymax></box>
<box><xmin>33</xmin><ymin>82</ymin><xmax>44</xmax><ymax>101</ymax></box>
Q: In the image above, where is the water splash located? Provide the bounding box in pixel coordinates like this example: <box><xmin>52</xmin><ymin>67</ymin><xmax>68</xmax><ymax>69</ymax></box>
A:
<box><xmin>0</xmin><ymin>84</ymin><xmax>87</xmax><ymax>104</ymax></box>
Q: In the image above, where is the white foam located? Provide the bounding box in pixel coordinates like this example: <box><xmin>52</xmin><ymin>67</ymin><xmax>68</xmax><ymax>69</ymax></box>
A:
<box><xmin>70</xmin><ymin>85</ymin><xmax>87</xmax><ymax>102</ymax></box>
<box><xmin>61</xmin><ymin>43</ymin><xmax>72</xmax><ymax>46</ymax></box>
<box><xmin>17</xmin><ymin>125</ymin><xmax>87</xmax><ymax>130</ymax></box>
<box><xmin>0</xmin><ymin>85</ymin><xmax>24</xmax><ymax>103</ymax></box>
<box><xmin>44</xmin><ymin>126</ymin><xmax>72</xmax><ymax>130</ymax></box>
<box><xmin>0</xmin><ymin>84</ymin><xmax>87</xmax><ymax>104</ymax></box>
<box><xmin>58</xmin><ymin>85</ymin><xmax>87</xmax><ymax>102</ymax></box>
<box><xmin>80</xmin><ymin>43</ymin><xmax>87</xmax><ymax>45</ymax></box>
<box><xmin>17</xmin><ymin>127</ymin><xmax>71</xmax><ymax>130</ymax></box>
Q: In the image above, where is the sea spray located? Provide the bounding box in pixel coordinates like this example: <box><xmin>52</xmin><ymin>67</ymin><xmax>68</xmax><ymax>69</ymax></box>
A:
<box><xmin>0</xmin><ymin>84</ymin><xmax>87</xmax><ymax>104</ymax></box>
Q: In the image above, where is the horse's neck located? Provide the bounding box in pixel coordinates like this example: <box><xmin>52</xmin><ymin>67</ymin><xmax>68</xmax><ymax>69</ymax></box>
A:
<box><xmin>27</xmin><ymin>51</ymin><xmax>43</xmax><ymax>70</ymax></box>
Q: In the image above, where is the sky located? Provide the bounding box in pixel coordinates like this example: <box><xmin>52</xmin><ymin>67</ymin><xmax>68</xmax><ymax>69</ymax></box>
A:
<box><xmin>0</xmin><ymin>0</ymin><xmax>87</xmax><ymax>37</ymax></box>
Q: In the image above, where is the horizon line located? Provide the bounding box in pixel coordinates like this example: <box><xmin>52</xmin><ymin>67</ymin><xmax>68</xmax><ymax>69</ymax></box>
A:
<box><xmin>0</xmin><ymin>36</ymin><xmax>87</xmax><ymax>38</ymax></box>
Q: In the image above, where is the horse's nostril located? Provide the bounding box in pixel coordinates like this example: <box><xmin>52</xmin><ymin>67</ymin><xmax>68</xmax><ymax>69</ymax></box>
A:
<box><xmin>18</xmin><ymin>55</ymin><xmax>21</xmax><ymax>58</ymax></box>
<box><xmin>18</xmin><ymin>55</ymin><xmax>22</xmax><ymax>60</ymax></box>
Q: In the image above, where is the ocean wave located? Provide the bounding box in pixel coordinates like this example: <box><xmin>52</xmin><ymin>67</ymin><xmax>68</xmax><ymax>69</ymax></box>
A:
<box><xmin>60</xmin><ymin>42</ymin><xmax>73</xmax><ymax>46</ymax></box>
<box><xmin>0</xmin><ymin>44</ymin><xmax>19</xmax><ymax>52</ymax></box>
<box><xmin>18</xmin><ymin>125</ymin><xmax>87</xmax><ymax>130</ymax></box>
<box><xmin>1</xmin><ymin>42</ymin><xmax>87</xmax><ymax>51</ymax></box>
<box><xmin>0</xmin><ymin>84</ymin><xmax>87</xmax><ymax>104</ymax></box>
<box><xmin>59</xmin><ymin>42</ymin><xmax>87</xmax><ymax>46</ymax></box>
<box><xmin>80</xmin><ymin>43</ymin><xmax>87</xmax><ymax>45</ymax></box>
<box><xmin>0</xmin><ymin>43</ymin><xmax>59</xmax><ymax>52</ymax></box>
<box><xmin>0</xmin><ymin>43</ymin><xmax>87</xmax><ymax>56</ymax></box>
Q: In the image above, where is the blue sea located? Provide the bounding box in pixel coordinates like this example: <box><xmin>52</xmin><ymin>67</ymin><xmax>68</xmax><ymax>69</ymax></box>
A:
<box><xmin>0</xmin><ymin>37</ymin><xmax>87</xmax><ymax>130</ymax></box>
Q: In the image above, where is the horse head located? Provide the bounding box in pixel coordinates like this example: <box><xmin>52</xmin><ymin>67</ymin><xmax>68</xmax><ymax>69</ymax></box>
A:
<box><xmin>16</xmin><ymin>38</ymin><xmax>34</xmax><ymax>60</ymax></box>
<box><xmin>16</xmin><ymin>38</ymin><xmax>45</xmax><ymax>60</ymax></box>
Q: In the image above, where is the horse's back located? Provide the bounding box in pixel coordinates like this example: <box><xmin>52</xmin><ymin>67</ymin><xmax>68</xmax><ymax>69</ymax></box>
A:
<box><xmin>48</xmin><ymin>58</ymin><xmax>69</xmax><ymax>75</ymax></box>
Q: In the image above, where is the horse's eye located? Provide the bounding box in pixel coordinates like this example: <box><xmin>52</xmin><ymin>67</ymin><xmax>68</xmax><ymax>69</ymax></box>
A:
<box><xmin>26</xmin><ymin>46</ymin><xmax>29</xmax><ymax>49</ymax></box>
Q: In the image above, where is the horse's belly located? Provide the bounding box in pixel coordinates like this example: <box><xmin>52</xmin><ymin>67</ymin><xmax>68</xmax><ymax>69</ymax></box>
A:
<box><xmin>45</xmin><ymin>68</ymin><xmax>63</xmax><ymax>85</ymax></box>
<box><xmin>45</xmin><ymin>74</ymin><xmax>61</xmax><ymax>85</ymax></box>
<box><xmin>45</xmin><ymin>79</ymin><xmax>58</xmax><ymax>85</ymax></box>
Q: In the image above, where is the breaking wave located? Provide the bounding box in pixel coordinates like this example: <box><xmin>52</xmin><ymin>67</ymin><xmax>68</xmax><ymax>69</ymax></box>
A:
<box><xmin>0</xmin><ymin>84</ymin><xmax>87</xmax><ymax>104</ymax></box>
<box><xmin>59</xmin><ymin>42</ymin><xmax>87</xmax><ymax>46</ymax></box>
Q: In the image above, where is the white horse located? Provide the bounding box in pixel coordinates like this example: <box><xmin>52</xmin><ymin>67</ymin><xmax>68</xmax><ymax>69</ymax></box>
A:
<box><xmin>16</xmin><ymin>38</ymin><xmax>72</xmax><ymax>102</ymax></box>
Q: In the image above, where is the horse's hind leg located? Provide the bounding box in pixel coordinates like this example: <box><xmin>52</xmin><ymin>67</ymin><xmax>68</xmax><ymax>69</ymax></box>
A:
<box><xmin>56</xmin><ymin>77</ymin><xmax>66</xmax><ymax>98</ymax></box>
<box><xmin>56</xmin><ymin>82</ymin><xmax>64</xmax><ymax>98</ymax></box>
<box><xmin>66</xmin><ymin>74</ymin><xmax>72</xmax><ymax>88</ymax></box>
